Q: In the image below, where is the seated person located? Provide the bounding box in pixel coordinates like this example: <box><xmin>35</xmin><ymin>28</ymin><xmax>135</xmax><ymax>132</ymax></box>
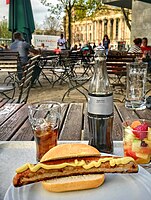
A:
<box><xmin>87</xmin><ymin>42</ymin><xmax>94</xmax><ymax>54</ymax></box>
<box><xmin>141</xmin><ymin>37</ymin><xmax>151</xmax><ymax>73</ymax></box>
<box><xmin>53</xmin><ymin>47</ymin><xmax>61</xmax><ymax>54</ymax></box>
<box><xmin>96</xmin><ymin>43</ymin><xmax>105</xmax><ymax>50</ymax></box>
<box><xmin>40</xmin><ymin>43</ymin><xmax>47</xmax><ymax>50</ymax></box>
<box><xmin>77</xmin><ymin>43</ymin><xmax>82</xmax><ymax>51</ymax></box>
<box><xmin>71</xmin><ymin>44</ymin><xmax>78</xmax><ymax>52</ymax></box>
<box><xmin>141</xmin><ymin>37</ymin><xmax>151</xmax><ymax>54</ymax></box>
<box><xmin>10</xmin><ymin>32</ymin><xmax>40</xmax><ymax>84</ymax></box>
<box><xmin>0</xmin><ymin>43</ymin><xmax>5</xmax><ymax>51</ymax></box>
<box><xmin>128</xmin><ymin>38</ymin><xmax>142</xmax><ymax>53</ymax></box>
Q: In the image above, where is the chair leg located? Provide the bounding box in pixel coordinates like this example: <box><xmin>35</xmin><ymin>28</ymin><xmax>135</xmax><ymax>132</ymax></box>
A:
<box><xmin>62</xmin><ymin>79</ymin><xmax>89</xmax><ymax>102</ymax></box>
<box><xmin>41</xmin><ymin>71</ymin><xmax>52</xmax><ymax>85</ymax></box>
<box><xmin>0</xmin><ymin>88</ymin><xmax>15</xmax><ymax>99</ymax></box>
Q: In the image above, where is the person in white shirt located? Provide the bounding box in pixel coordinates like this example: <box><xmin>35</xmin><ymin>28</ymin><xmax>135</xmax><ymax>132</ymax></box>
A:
<box><xmin>57</xmin><ymin>33</ymin><xmax>66</xmax><ymax>50</ymax></box>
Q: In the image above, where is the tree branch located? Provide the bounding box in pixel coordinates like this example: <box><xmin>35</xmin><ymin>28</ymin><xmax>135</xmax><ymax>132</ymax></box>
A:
<box><xmin>121</xmin><ymin>8</ymin><xmax>131</xmax><ymax>31</ymax></box>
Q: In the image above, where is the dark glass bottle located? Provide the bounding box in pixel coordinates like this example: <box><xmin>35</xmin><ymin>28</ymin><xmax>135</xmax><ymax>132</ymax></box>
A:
<box><xmin>87</xmin><ymin>48</ymin><xmax>114</xmax><ymax>153</ymax></box>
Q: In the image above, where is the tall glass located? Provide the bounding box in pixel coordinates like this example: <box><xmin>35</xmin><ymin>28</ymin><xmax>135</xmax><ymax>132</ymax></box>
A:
<box><xmin>125</xmin><ymin>62</ymin><xmax>147</xmax><ymax>110</ymax></box>
<box><xmin>28</xmin><ymin>101</ymin><xmax>61</xmax><ymax>161</ymax></box>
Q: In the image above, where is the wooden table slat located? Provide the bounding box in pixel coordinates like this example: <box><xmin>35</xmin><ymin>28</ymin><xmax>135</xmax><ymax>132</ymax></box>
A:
<box><xmin>113</xmin><ymin>105</ymin><xmax>123</xmax><ymax>141</ymax></box>
<box><xmin>11</xmin><ymin>119</ymin><xmax>33</xmax><ymax>141</ymax></box>
<box><xmin>0</xmin><ymin>104</ymin><xmax>28</xmax><ymax>140</ymax></box>
<box><xmin>59</xmin><ymin>103</ymin><xmax>83</xmax><ymax>140</ymax></box>
<box><xmin>0</xmin><ymin>103</ymin><xmax>24</xmax><ymax>126</ymax></box>
<box><xmin>59</xmin><ymin>103</ymin><xmax>69</xmax><ymax>133</ymax></box>
<box><xmin>114</xmin><ymin>102</ymin><xmax>139</xmax><ymax>121</ymax></box>
<box><xmin>135</xmin><ymin>109</ymin><xmax>151</xmax><ymax>120</ymax></box>
<box><xmin>83</xmin><ymin>104</ymin><xmax>89</xmax><ymax>140</ymax></box>
<box><xmin>0</xmin><ymin>98</ymin><xmax>10</xmax><ymax>107</ymax></box>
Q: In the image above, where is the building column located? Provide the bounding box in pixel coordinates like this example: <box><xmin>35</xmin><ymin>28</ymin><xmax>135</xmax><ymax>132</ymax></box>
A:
<box><xmin>87</xmin><ymin>23</ymin><xmax>89</xmax><ymax>43</ymax></box>
<box><xmin>110</xmin><ymin>18</ymin><xmax>114</xmax><ymax>41</ymax></box>
<box><xmin>85</xmin><ymin>22</ymin><xmax>88</xmax><ymax>43</ymax></box>
<box><xmin>103</xmin><ymin>18</ymin><xmax>108</xmax><ymax>37</ymax></box>
<box><xmin>97</xmin><ymin>20</ymin><xmax>102</xmax><ymax>44</ymax></box>
<box><xmin>94</xmin><ymin>20</ymin><xmax>97</xmax><ymax>43</ymax></box>
<box><xmin>114</xmin><ymin>18</ymin><xmax>120</xmax><ymax>41</ymax></box>
<box><xmin>113</xmin><ymin>18</ymin><xmax>116</xmax><ymax>41</ymax></box>
<box><xmin>121</xmin><ymin>18</ymin><xmax>125</xmax><ymax>41</ymax></box>
<box><xmin>96</xmin><ymin>20</ymin><xmax>99</xmax><ymax>43</ymax></box>
<box><xmin>102</xmin><ymin>19</ymin><xmax>105</xmax><ymax>39</ymax></box>
<box><xmin>118</xmin><ymin>18</ymin><xmax>122</xmax><ymax>41</ymax></box>
<box><xmin>107</xmin><ymin>18</ymin><xmax>110</xmax><ymax>38</ymax></box>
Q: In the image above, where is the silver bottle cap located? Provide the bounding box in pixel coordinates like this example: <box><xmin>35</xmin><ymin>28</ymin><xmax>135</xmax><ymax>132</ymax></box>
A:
<box><xmin>94</xmin><ymin>47</ymin><xmax>106</xmax><ymax>60</ymax></box>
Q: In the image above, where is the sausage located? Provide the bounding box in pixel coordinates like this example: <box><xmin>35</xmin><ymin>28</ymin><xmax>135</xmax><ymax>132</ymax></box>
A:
<box><xmin>13</xmin><ymin>156</ymin><xmax>138</xmax><ymax>187</ymax></box>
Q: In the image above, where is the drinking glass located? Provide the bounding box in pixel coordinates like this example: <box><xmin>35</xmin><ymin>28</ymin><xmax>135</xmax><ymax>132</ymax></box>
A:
<box><xmin>123</xmin><ymin>119</ymin><xmax>151</xmax><ymax>164</ymax></box>
<box><xmin>125</xmin><ymin>62</ymin><xmax>147</xmax><ymax>110</ymax></box>
<box><xmin>28</xmin><ymin>101</ymin><xmax>61</xmax><ymax>161</ymax></box>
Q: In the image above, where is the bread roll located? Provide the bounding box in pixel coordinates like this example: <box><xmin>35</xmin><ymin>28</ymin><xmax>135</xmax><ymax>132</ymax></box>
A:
<box><xmin>42</xmin><ymin>174</ymin><xmax>105</xmax><ymax>192</ymax></box>
<box><xmin>40</xmin><ymin>143</ymin><xmax>100</xmax><ymax>162</ymax></box>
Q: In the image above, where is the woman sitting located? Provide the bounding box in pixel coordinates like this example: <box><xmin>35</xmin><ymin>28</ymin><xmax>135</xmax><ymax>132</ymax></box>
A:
<box><xmin>128</xmin><ymin>38</ymin><xmax>142</xmax><ymax>53</ymax></box>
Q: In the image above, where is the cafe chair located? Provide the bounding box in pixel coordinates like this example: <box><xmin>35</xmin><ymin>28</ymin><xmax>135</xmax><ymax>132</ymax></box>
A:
<box><xmin>0</xmin><ymin>55</ymin><xmax>40</xmax><ymax>103</ymax></box>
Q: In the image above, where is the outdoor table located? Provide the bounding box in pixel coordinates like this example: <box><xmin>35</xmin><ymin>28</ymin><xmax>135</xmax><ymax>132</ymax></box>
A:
<box><xmin>1</xmin><ymin>98</ymin><xmax>151</xmax><ymax>199</ymax></box>
<box><xmin>0</xmin><ymin>98</ymin><xmax>151</xmax><ymax>141</ymax></box>
<box><xmin>0</xmin><ymin>140</ymin><xmax>151</xmax><ymax>200</ymax></box>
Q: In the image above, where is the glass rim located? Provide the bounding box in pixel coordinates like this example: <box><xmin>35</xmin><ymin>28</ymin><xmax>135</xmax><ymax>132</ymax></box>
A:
<box><xmin>28</xmin><ymin>100</ymin><xmax>61</xmax><ymax>111</ymax></box>
<box><xmin>28</xmin><ymin>100</ymin><xmax>61</xmax><ymax>106</ymax></box>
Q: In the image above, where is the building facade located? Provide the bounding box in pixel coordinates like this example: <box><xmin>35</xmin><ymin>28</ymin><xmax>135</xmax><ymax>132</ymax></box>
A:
<box><xmin>65</xmin><ymin>6</ymin><xmax>131</xmax><ymax>50</ymax></box>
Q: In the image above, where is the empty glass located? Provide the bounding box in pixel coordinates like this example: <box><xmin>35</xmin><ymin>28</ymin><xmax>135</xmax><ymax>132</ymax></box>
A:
<box><xmin>125</xmin><ymin>62</ymin><xmax>148</xmax><ymax>110</ymax></box>
<box><xmin>28</xmin><ymin>101</ymin><xmax>61</xmax><ymax>161</ymax></box>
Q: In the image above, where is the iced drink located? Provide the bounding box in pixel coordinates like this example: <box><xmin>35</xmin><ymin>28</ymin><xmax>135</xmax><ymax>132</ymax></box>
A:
<box><xmin>34</xmin><ymin>122</ymin><xmax>58</xmax><ymax>161</ymax></box>
<box><xmin>28</xmin><ymin>101</ymin><xmax>61</xmax><ymax>162</ymax></box>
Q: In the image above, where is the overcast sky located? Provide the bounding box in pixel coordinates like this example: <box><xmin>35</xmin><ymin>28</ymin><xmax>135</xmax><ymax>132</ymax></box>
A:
<box><xmin>0</xmin><ymin>0</ymin><xmax>55</xmax><ymax>25</ymax></box>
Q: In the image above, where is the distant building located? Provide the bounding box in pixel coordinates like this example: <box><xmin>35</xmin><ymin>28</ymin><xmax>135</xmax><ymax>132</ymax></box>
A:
<box><xmin>65</xmin><ymin>6</ymin><xmax>131</xmax><ymax>50</ymax></box>
<box><xmin>103</xmin><ymin>0</ymin><xmax>151</xmax><ymax>45</ymax></box>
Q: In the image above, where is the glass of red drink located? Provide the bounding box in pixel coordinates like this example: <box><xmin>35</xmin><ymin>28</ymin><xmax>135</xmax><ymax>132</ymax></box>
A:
<box><xmin>28</xmin><ymin>101</ymin><xmax>61</xmax><ymax>161</ymax></box>
<box><xmin>123</xmin><ymin>119</ymin><xmax>151</xmax><ymax>164</ymax></box>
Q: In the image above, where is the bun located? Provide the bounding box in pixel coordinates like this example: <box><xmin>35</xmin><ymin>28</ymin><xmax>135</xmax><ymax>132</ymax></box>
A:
<box><xmin>40</xmin><ymin>143</ymin><xmax>100</xmax><ymax>162</ymax></box>
<box><xmin>41</xmin><ymin>144</ymin><xmax>104</xmax><ymax>192</ymax></box>
<box><xmin>42</xmin><ymin>174</ymin><xmax>105</xmax><ymax>192</ymax></box>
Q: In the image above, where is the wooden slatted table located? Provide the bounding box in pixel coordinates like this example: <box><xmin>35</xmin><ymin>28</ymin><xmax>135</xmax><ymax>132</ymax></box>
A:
<box><xmin>0</xmin><ymin>98</ymin><xmax>151</xmax><ymax>141</ymax></box>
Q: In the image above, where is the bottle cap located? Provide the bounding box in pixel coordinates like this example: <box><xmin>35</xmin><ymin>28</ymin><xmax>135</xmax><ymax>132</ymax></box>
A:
<box><xmin>95</xmin><ymin>47</ymin><xmax>106</xmax><ymax>58</ymax></box>
<box><xmin>94</xmin><ymin>47</ymin><xmax>106</xmax><ymax>62</ymax></box>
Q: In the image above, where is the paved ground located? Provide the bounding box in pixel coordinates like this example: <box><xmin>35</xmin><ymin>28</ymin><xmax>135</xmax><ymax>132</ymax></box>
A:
<box><xmin>0</xmin><ymin>71</ymin><xmax>150</xmax><ymax>104</ymax></box>
<box><xmin>27</xmin><ymin>70</ymin><xmax>126</xmax><ymax>103</ymax></box>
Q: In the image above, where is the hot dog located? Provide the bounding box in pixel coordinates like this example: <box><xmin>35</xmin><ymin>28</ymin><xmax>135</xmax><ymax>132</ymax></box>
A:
<box><xmin>13</xmin><ymin>143</ymin><xmax>138</xmax><ymax>192</ymax></box>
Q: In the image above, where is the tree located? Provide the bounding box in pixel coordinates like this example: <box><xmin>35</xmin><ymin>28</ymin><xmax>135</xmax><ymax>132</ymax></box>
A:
<box><xmin>40</xmin><ymin>0</ymin><xmax>102</xmax><ymax>48</ymax></box>
<box><xmin>121</xmin><ymin>8</ymin><xmax>131</xmax><ymax>31</ymax></box>
<box><xmin>0</xmin><ymin>18</ymin><xmax>11</xmax><ymax>39</ymax></box>
<box><xmin>43</xmin><ymin>15</ymin><xmax>63</xmax><ymax>35</ymax></box>
<box><xmin>40</xmin><ymin>0</ymin><xmax>131</xmax><ymax>47</ymax></box>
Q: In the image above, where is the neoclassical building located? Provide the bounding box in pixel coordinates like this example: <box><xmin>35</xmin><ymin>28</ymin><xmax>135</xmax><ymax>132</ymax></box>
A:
<box><xmin>65</xmin><ymin>6</ymin><xmax>131</xmax><ymax>49</ymax></box>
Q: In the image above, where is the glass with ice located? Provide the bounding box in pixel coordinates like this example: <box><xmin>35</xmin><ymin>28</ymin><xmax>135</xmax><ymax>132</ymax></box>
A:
<box><xmin>123</xmin><ymin>119</ymin><xmax>151</xmax><ymax>164</ymax></box>
<box><xmin>28</xmin><ymin>101</ymin><xmax>61</xmax><ymax>161</ymax></box>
